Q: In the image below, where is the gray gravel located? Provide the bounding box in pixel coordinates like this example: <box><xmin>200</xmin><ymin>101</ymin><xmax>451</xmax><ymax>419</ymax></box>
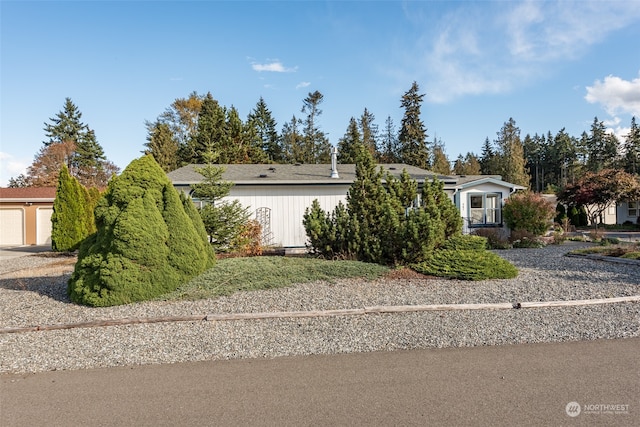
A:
<box><xmin>1</xmin><ymin>242</ymin><xmax>639</xmax><ymax>374</ymax></box>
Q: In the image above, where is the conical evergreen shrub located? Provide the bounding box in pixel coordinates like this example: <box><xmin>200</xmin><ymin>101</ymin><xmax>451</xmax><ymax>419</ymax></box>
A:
<box><xmin>68</xmin><ymin>155</ymin><xmax>215</xmax><ymax>306</ymax></box>
<box><xmin>51</xmin><ymin>164</ymin><xmax>94</xmax><ymax>252</ymax></box>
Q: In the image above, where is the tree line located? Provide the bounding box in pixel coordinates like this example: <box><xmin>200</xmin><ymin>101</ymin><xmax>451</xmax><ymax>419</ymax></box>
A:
<box><xmin>8</xmin><ymin>85</ymin><xmax>640</xmax><ymax>194</ymax></box>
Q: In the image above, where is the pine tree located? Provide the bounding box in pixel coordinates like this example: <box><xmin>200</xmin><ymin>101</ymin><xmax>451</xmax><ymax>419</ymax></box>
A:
<box><xmin>398</xmin><ymin>81</ymin><xmax>429</xmax><ymax>169</ymax></box>
<box><xmin>246</xmin><ymin>97</ymin><xmax>282</xmax><ymax>162</ymax></box>
<box><xmin>453</xmin><ymin>152</ymin><xmax>482</xmax><ymax>175</ymax></box>
<box><xmin>337</xmin><ymin>117</ymin><xmax>362</xmax><ymax>163</ymax></box>
<box><xmin>301</xmin><ymin>91</ymin><xmax>331</xmax><ymax>163</ymax></box>
<box><xmin>144</xmin><ymin>121</ymin><xmax>179</xmax><ymax>172</ymax></box>
<box><xmin>622</xmin><ymin>116</ymin><xmax>640</xmax><ymax>175</ymax></box>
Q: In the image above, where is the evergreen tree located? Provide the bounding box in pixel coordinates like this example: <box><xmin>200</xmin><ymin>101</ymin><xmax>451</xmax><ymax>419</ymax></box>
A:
<box><xmin>337</xmin><ymin>117</ymin><xmax>362</xmax><ymax>163</ymax></box>
<box><xmin>246</xmin><ymin>97</ymin><xmax>282</xmax><ymax>162</ymax></box>
<box><xmin>551</xmin><ymin>128</ymin><xmax>579</xmax><ymax>188</ymax></box>
<box><xmin>585</xmin><ymin>117</ymin><xmax>619</xmax><ymax>172</ymax></box>
<box><xmin>430</xmin><ymin>137</ymin><xmax>451</xmax><ymax>174</ymax></box>
<box><xmin>41</xmin><ymin>98</ymin><xmax>117</xmax><ymax>187</ymax></box>
<box><xmin>280</xmin><ymin>115</ymin><xmax>303</xmax><ymax>163</ymax></box>
<box><xmin>380</xmin><ymin>115</ymin><xmax>400</xmax><ymax>163</ymax></box>
<box><xmin>144</xmin><ymin>121</ymin><xmax>179</xmax><ymax>172</ymax></box>
<box><xmin>622</xmin><ymin>116</ymin><xmax>640</xmax><ymax>175</ymax></box>
<box><xmin>479</xmin><ymin>137</ymin><xmax>498</xmax><ymax>175</ymax></box>
<box><xmin>453</xmin><ymin>152</ymin><xmax>481</xmax><ymax>175</ymax></box>
<box><xmin>68</xmin><ymin>156</ymin><xmax>214</xmax><ymax>306</ymax></box>
<box><xmin>193</xmin><ymin>92</ymin><xmax>226</xmax><ymax>163</ymax></box>
<box><xmin>359</xmin><ymin>108</ymin><xmax>379</xmax><ymax>160</ymax></box>
<box><xmin>301</xmin><ymin>91</ymin><xmax>331</xmax><ymax>163</ymax></box>
<box><xmin>494</xmin><ymin>118</ymin><xmax>530</xmax><ymax>187</ymax></box>
<box><xmin>398</xmin><ymin>82</ymin><xmax>429</xmax><ymax>169</ymax></box>
<box><xmin>190</xmin><ymin>164</ymin><xmax>251</xmax><ymax>252</ymax></box>
<box><xmin>43</xmin><ymin>98</ymin><xmax>86</xmax><ymax>147</ymax></box>
<box><xmin>51</xmin><ymin>164</ymin><xmax>94</xmax><ymax>252</ymax></box>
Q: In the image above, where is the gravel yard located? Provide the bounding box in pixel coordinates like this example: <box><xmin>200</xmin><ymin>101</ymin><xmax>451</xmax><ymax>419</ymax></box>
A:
<box><xmin>1</xmin><ymin>242</ymin><xmax>639</xmax><ymax>374</ymax></box>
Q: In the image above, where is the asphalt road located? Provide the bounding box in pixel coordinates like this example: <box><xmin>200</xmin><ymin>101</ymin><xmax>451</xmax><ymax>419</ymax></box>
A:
<box><xmin>2</xmin><ymin>338</ymin><xmax>638</xmax><ymax>426</ymax></box>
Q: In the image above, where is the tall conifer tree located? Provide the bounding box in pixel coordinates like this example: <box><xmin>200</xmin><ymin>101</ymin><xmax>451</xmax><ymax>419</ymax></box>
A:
<box><xmin>398</xmin><ymin>82</ymin><xmax>429</xmax><ymax>169</ymax></box>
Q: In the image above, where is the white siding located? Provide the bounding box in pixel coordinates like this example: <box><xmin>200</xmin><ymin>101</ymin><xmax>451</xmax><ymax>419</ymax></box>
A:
<box><xmin>37</xmin><ymin>208</ymin><xmax>53</xmax><ymax>245</ymax></box>
<box><xmin>224</xmin><ymin>185</ymin><xmax>350</xmax><ymax>247</ymax></box>
<box><xmin>0</xmin><ymin>208</ymin><xmax>25</xmax><ymax>246</ymax></box>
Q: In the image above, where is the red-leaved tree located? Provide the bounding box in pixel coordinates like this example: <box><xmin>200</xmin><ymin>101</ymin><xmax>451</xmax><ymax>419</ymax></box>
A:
<box><xmin>557</xmin><ymin>169</ymin><xmax>640</xmax><ymax>228</ymax></box>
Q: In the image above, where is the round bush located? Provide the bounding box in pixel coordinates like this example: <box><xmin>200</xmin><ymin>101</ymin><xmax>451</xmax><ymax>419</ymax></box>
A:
<box><xmin>503</xmin><ymin>191</ymin><xmax>555</xmax><ymax>236</ymax></box>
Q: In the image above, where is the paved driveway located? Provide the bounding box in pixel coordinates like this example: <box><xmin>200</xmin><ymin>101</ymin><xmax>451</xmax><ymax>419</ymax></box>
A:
<box><xmin>0</xmin><ymin>245</ymin><xmax>52</xmax><ymax>261</ymax></box>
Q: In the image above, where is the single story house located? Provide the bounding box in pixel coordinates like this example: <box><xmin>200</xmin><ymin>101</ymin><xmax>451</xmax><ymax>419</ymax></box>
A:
<box><xmin>0</xmin><ymin>187</ymin><xmax>56</xmax><ymax>246</ymax></box>
<box><xmin>168</xmin><ymin>162</ymin><xmax>526</xmax><ymax>249</ymax></box>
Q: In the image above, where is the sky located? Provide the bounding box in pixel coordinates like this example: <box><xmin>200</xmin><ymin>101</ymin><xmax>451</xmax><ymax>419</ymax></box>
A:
<box><xmin>1</xmin><ymin>0</ymin><xmax>640</xmax><ymax>186</ymax></box>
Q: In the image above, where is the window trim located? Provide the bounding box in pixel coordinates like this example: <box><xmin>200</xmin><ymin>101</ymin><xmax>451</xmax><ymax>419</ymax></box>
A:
<box><xmin>468</xmin><ymin>192</ymin><xmax>503</xmax><ymax>228</ymax></box>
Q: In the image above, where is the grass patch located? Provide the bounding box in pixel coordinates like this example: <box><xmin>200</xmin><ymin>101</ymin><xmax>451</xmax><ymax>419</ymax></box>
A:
<box><xmin>160</xmin><ymin>256</ymin><xmax>389</xmax><ymax>301</ymax></box>
<box><xmin>412</xmin><ymin>250</ymin><xmax>518</xmax><ymax>281</ymax></box>
<box><xmin>568</xmin><ymin>243</ymin><xmax>640</xmax><ymax>258</ymax></box>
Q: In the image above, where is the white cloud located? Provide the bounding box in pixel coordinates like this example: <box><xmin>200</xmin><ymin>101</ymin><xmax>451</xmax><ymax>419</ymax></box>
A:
<box><xmin>295</xmin><ymin>81</ymin><xmax>311</xmax><ymax>90</ymax></box>
<box><xmin>0</xmin><ymin>152</ymin><xmax>30</xmax><ymax>187</ymax></box>
<box><xmin>401</xmin><ymin>1</ymin><xmax>640</xmax><ymax>103</ymax></box>
<box><xmin>585</xmin><ymin>73</ymin><xmax>640</xmax><ymax>117</ymax></box>
<box><xmin>251</xmin><ymin>61</ymin><xmax>297</xmax><ymax>73</ymax></box>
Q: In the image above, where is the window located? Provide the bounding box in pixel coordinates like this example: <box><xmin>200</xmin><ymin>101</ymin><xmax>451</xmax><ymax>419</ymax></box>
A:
<box><xmin>629</xmin><ymin>201</ymin><xmax>638</xmax><ymax>218</ymax></box>
<box><xmin>468</xmin><ymin>193</ymin><xmax>502</xmax><ymax>226</ymax></box>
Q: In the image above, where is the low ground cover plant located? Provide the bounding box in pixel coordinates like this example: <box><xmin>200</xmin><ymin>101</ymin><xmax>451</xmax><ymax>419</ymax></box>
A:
<box><xmin>161</xmin><ymin>256</ymin><xmax>389</xmax><ymax>301</ymax></box>
<box><xmin>568</xmin><ymin>242</ymin><xmax>640</xmax><ymax>259</ymax></box>
<box><xmin>412</xmin><ymin>248</ymin><xmax>518</xmax><ymax>280</ymax></box>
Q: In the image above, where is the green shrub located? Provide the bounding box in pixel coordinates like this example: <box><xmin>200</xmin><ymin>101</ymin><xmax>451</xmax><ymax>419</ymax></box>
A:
<box><xmin>510</xmin><ymin>229</ymin><xmax>546</xmax><ymax>248</ymax></box>
<box><xmin>412</xmin><ymin>250</ymin><xmax>518</xmax><ymax>280</ymax></box>
<box><xmin>503</xmin><ymin>191</ymin><xmax>555</xmax><ymax>236</ymax></box>
<box><xmin>554</xmin><ymin>203</ymin><xmax>567</xmax><ymax>224</ymax></box>
<box><xmin>621</xmin><ymin>252</ymin><xmax>640</xmax><ymax>260</ymax></box>
<box><xmin>304</xmin><ymin>144</ymin><xmax>462</xmax><ymax>266</ymax></box>
<box><xmin>51</xmin><ymin>165</ymin><xmax>98</xmax><ymax>252</ymax></box>
<box><xmin>68</xmin><ymin>155</ymin><xmax>215</xmax><ymax>307</ymax></box>
<box><xmin>472</xmin><ymin>228</ymin><xmax>510</xmax><ymax>249</ymax></box>
<box><xmin>440</xmin><ymin>234</ymin><xmax>487</xmax><ymax>251</ymax></box>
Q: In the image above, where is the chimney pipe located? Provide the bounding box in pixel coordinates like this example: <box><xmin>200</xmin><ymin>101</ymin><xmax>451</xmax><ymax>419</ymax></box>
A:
<box><xmin>330</xmin><ymin>146</ymin><xmax>339</xmax><ymax>178</ymax></box>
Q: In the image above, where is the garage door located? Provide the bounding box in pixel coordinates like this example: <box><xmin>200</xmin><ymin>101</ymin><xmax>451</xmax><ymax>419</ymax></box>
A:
<box><xmin>37</xmin><ymin>207</ymin><xmax>53</xmax><ymax>245</ymax></box>
<box><xmin>0</xmin><ymin>208</ymin><xmax>25</xmax><ymax>246</ymax></box>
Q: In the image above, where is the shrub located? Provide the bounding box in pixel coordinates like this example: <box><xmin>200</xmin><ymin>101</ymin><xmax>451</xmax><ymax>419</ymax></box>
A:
<box><xmin>51</xmin><ymin>165</ymin><xmax>99</xmax><ymax>252</ymax></box>
<box><xmin>412</xmin><ymin>250</ymin><xmax>518</xmax><ymax>280</ymax></box>
<box><xmin>68</xmin><ymin>155</ymin><xmax>215</xmax><ymax>307</ymax></box>
<box><xmin>503</xmin><ymin>191</ymin><xmax>555</xmax><ymax>236</ymax></box>
<box><xmin>440</xmin><ymin>234</ymin><xmax>487</xmax><ymax>251</ymax></box>
<box><xmin>472</xmin><ymin>228</ymin><xmax>510</xmax><ymax>249</ymax></box>
<box><xmin>304</xmin><ymin>144</ymin><xmax>462</xmax><ymax>266</ymax></box>
<box><xmin>554</xmin><ymin>203</ymin><xmax>567</xmax><ymax>225</ymax></box>
<box><xmin>510</xmin><ymin>229</ymin><xmax>545</xmax><ymax>248</ymax></box>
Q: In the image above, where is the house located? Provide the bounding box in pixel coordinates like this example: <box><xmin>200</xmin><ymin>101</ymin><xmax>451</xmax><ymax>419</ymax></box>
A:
<box><xmin>616</xmin><ymin>200</ymin><xmax>639</xmax><ymax>225</ymax></box>
<box><xmin>0</xmin><ymin>187</ymin><xmax>56</xmax><ymax>246</ymax></box>
<box><xmin>168</xmin><ymin>162</ymin><xmax>526</xmax><ymax>249</ymax></box>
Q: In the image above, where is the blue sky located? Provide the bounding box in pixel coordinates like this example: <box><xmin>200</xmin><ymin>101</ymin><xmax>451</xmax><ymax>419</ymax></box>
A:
<box><xmin>2</xmin><ymin>1</ymin><xmax>640</xmax><ymax>186</ymax></box>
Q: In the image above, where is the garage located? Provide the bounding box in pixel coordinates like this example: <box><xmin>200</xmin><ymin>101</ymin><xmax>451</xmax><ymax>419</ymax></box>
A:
<box><xmin>37</xmin><ymin>207</ymin><xmax>53</xmax><ymax>245</ymax></box>
<box><xmin>0</xmin><ymin>208</ymin><xmax>25</xmax><ymax>246</ymax></box>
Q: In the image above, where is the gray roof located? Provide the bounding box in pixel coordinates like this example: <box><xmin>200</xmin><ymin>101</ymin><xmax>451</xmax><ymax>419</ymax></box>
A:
<box><xmin>167</xmin><ymin>163</ymin><xmax>458</xmax><ymax>186</ymax></box>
